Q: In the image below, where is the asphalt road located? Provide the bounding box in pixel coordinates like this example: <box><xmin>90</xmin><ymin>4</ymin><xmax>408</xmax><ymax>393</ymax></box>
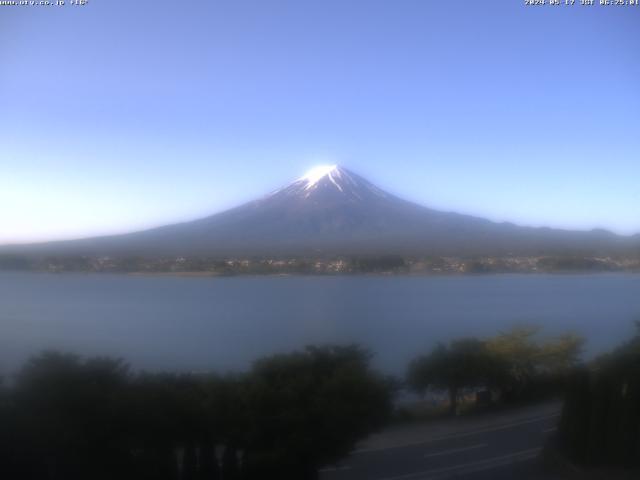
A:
<box><xmin>320</xmin><ymin>401</ymin><xmax>562</xmax><ymax>480</ymax></box>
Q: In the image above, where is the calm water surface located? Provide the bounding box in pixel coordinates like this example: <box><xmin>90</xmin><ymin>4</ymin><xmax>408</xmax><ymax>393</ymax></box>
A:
<box><xmin>1</xmin><ymin>272</ymin><xmax>639</xmax><ymax>375</ymax></box>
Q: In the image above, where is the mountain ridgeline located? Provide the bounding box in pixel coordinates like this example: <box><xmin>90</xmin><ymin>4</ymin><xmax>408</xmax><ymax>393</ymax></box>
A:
<box><xmin>3</xmin><ymin>166</ymin><xmax>639</xmax><ymax>258</ymax></box>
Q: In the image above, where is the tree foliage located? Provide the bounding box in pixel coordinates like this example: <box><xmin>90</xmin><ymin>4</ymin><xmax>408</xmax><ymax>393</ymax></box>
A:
<box><xmin>407</xmin><ymin>338</ymin><xmax>505</xmax><ymax>414</ymax></box>
<box><xmin>559</xmin><ymin>323</ymin><xmax>640</xmax><ymax>468</ymax></box>
<box><xmin>0</xmin><ymin>346</ymin><xmax>392</xmax><ymax>480</ymax></box>
<box><xmin>408</xmin><ymin>327</ymin><xmax>585</xmax><ymax>412</ymax></box>
<box><xmin>244</xmin><ymin>345</ymin><xmax>392</xmax><ymax>479</ymax></box>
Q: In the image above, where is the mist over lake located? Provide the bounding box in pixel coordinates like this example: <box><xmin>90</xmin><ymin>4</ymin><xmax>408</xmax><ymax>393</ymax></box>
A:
<box><xmin>1</xmin><ymin>272</ymin><xmax>639</xmax><ymax>377</ymax></box>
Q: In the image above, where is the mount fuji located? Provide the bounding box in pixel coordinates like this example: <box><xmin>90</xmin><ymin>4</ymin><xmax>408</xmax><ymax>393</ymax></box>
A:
<box><xmin>3</xmin><ymin>165</ymin><xmax>637</xmax><ymax>257</ymax></box>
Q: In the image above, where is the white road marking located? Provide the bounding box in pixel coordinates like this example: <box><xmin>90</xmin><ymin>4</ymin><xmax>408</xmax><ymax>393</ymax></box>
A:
<box><xmin>376</xmin><ymin>447</ymin><xmax>542</xmax><ymax>480</ymax></box>
<box><xmin>355</xmin><ymin>413</ymin><xmax>559</xmax><ymax>454</ymax></box>
<box><xmin>424</xmin><ymin>443</ymin><xmax>487</xmax><ymax>458</ymax></box>
<box><xmin>543</xmin><ymin>426</ymin><xmax>557</xmax><ymax>433</ymax></box>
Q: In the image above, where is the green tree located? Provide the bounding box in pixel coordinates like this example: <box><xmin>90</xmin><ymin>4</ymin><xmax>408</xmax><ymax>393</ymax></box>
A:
<box><xmin>407</xmin><ymin>338</ymin><xmax>505</xmax><ymax>415</ymax></box>
<box><xmin>559</xmin><ymin>323</ymin><xmax>640</xmax><ymax>468</ymax></box>
<box><xmin>485</xmin><ymin>326</ymin><xmax>542</xmax><ymax>399</ymax></box>
<box><xmin>539</xmin><ymin>333</ymin><xmax>584</xmax><ymax>374</ymax></box>
<box><xmin>486</xmin><ymin>326</ymin><xmax>584</xmax><ymax>400</ymax></box>
<box><xmin>13</xmin><ymin>352</ymin><xmax>131</xmax><ymax>480</ymax></box>
<box><xmin>121</xmin><ymin>372</ymin><xmax>210</xmax><ymax>480</ymax></box>
<box><xmin>243</xmin><ymin>345</ymin><xmax>392</xmax><ymax>479</ymax></box>
<box><xmin>201</xmin><ymin>374</ymin><xmax>249</xmax><ymax>479</ymax></box>
<box><xmin>1</xmin><ymin>346</ymin><xmax>392</xmax><ymax>479</ymax></box>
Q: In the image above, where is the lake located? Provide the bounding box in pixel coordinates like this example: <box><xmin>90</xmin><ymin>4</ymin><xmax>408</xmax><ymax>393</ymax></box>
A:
<box><xmin>1</xmin><ymin>272</ymin><xmax>639</xmax><ymax>376</ymax></box>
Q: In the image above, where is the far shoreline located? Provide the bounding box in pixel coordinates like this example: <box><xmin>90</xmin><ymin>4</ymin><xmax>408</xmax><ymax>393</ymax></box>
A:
<box><xmin>2</xmin><ymin>269</ymin><xmax>640</xmax><ymax>278</ymax></box>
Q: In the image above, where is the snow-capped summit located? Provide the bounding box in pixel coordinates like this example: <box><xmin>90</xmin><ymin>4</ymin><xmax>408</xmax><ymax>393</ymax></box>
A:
<box><xmin>278</xmin><ymin>165</ymin><xmax>388</xmax><ymax>201</ymax></box>
<box><xmin>299</xmin><ymin>165</ymin><xmax>339</xmax><ymax>189</ymax></box>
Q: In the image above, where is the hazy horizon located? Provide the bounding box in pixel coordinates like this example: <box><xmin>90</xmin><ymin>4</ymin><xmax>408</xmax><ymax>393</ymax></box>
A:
<box><xmin>2</xmin><ymin>163</ymin><xmax>639</xmax><ymax>248</ymax></box>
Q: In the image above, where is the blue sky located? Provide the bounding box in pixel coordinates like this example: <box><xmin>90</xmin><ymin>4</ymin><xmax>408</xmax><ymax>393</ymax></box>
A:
<box><xmin>1</xmin><ymin>0</ymin><xmax>639</xmax><ymax>244</ymax></box>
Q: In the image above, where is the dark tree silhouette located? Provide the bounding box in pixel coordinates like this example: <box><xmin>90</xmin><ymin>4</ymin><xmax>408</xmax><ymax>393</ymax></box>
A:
<box><xmin>407</xmin><ymin>338</ymin><xmax>506</xmax><ymax>415</ymax></box>
<box><xmin>0</xmin><ymin>345</ymin><xmax>392</xmax><ymax>480</ymax></box>
<box><xmin>559</xmin><ymin>323</ymin><xmax>640</xmax><ymax>468</ymax></box>
<box><xmin>10</xmin><ymin>352</ymin><xmax>131</xmax><ymax>479</ymax></box>
<box><xmin>243</xmin><ymin>345</ymin><xmax>393</xmax><ymax>479</ymax></box>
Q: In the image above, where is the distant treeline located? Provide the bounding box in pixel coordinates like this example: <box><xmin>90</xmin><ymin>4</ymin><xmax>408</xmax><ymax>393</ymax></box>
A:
<box><xmin>0</xmin><ymin>254</ymin><xmax>407</xmax><ymax>275</ymax></box>
<box><xmin>1</xmin><ymin>253</ymin><xmax>639</xmax><ymax>275</ymax></box>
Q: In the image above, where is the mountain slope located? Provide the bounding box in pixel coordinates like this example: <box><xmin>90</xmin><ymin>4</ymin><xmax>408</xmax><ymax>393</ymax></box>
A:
<box><xmin>3</xmin><ymin>166</ymin><xmax>638</xmax><ymax>257</ymax></box>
